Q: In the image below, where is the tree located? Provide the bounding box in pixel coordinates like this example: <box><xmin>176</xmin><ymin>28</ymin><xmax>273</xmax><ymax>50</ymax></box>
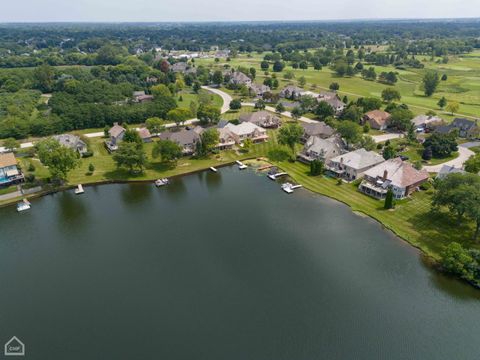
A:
<box><xmin>145</xmin><ymin>117</ymin><xmax>165</xmax><ymax>135</ymax></box>
<box><xmin>298</xmin><ymin>76</ymin><xmax>306</xmax><ymax>87</ymax></box>
<box><xmin>192</xmin><ymin>82</ymin><xmax>201</xmax><ymax>93</ymax></box>
<box><xmin>389</xmin><ymin>108</ymin><xmax>414</xmax><ymax>131</ymax></box>
<box><xmin>260</xmin><ymin>61</ymin><xmax>269</xmax><ymax>71</ymax></box>
<box><xmin>422</xmin><ymin>146</ymin><xmax>433</xmax><ymax>160</ymax></box>
<box><xmin>422</xmin><ymin>71</ymin><xmax>440</xmax><ymax>97</ymax></box>
<box><xmin>273</xmin><ymin>61</ymin><xmax>285</xmax><ymax>72</ymax></box>
<box><xmin>278</xmin><ymin>122</ymin><xmax>303</xmax><ymax>158</ymax></box>
<box><xmin>33</xmin><ymin>64</ymin><xmax>55</xmax><ymax>93</ymax></box>
<box><xmin>383</xmin><ymin>144</ymin><xmax>396</xmax><ymax>160</ymax></box>
<box><xmin>2</xmin><ymin>138</ymin><xmax>19</xmax><ymax>152</ymax></box>
<box><xmin>358</xmin><ymin>135</ymin><xmax>376</xmax><ymax>151</ymax></box>
<box><xmin>341</xmin><ymin>105</ymin><xmax>363</xmax><ymax>123</ymax></box>
<box><xmin>197</xmin><ymin>105</ymin><xmax>221</xmax><ymax>125</ymax></box>
<box><xmin>255</xmin><ymin>99</ymin><xmax>266</xmax><ymax>110</ymax></box>
<box><xmin>423</xmin><ymin>132</ymin><xmax>458</xmax><ymax>158</ymax></box>
<box><xmin>197</xmin><ymin>128</ymin><xmax>220</xmax><ymax>156</ymax></box>
<box><xmin>337</xmin><ymin>121</ymin><xmax>361</xmax><ymax>147</ymax></box>
<box><xmin>437</xmin><ymin>96</ymin><xmax>447</xmax><ymax>109</ymax></box>
<box><xmin>211</xmin><ymin>70</ymin><xmax>223</xmax><ymax>85</ymax></box>
<box><xmin>113</xmin><ymin>142</ymin><xmax>147</xmax><ymax>173</ymax></box>
<box><xmin>152</xmin><ymin>139</ymin><xmax>182</xmax><ymax>163</ymax></box>
<box><xmin>361</xmin><ymin>67</ymin><xmax>376</xmax><ymax>81</ymax></box>
<box><xmin>290</xmin><ymin>107</ymin><xmax>303</xmax><ymax>121</ymax></box>
<box><xmin>151</xmin><ymin>84</ymin><xmax>172</xmax><ymax>97</ymax></box>
<box><xmin>465</xmin><ymin>153</ymin><xmax>480</xmax><ymax>174</ymax></box>
<box><xmin>441</xmin><ymin>74</ymin><xmax>448</xmax><ymax>81</ymax></box>
<box><xmin>315</xmin><ymin>101</ymin><xmax>334</xmax><ymax>120</ymax></box>
<box><xmin>381</xmin><ymin>88</ymin><xmax>401</xmax><ymax>102</ymax></box>
<box><xmin>36</xmin><ymin>138</ymin><xmax>80</xmax><ymax>182</ymax></box>
<box><xmin>446</xmin><ymin>101</ymin><xmax>460</xmax><ymax>115</ymax></box>
<box><xmin>167</xmin><ymin>108</ymin><xmax>191</xmax><ymax>127</ymax></box>
<box><xmin>465</xmin><ymin>186</ymin><xmax>480</xmax><ymax>240</ymax></box>
<box><xmin>357</xmin><ymin>97</ymin><xmax>382</xmax><ymax>112</ymax></box>
<box><xmin>189</xmin><ymin>101</ymin><xmax>199</xmax><ymax>118</ymax></box>
<box><xmin>275</xmin><ymin>102</ymin><xmax>286</xmax><ymax>114</ymax></box>
<box><xmin>229</xmin><ymin>99</ymin><xmax>242</xmax><ymax>110</ymax></box>
<box><xmin>441</xmin><ymin>242</ymin><xmax>477</xmax><ymax>282</ymax></box>
<box><xmin>384</xmin><ymin>189</ymin><xmax>395</xmax><ymax>209</ymax></box>
<box><xmin>329</xmin><ymin>82</ymin><xmax>340</xmax><ymax>91</ymax></box>
<box><xmin>123</xmin><ymin>128</ymin><xmax>143</xmax><ymax>145</ymax></box>
<box><xmin>310</xmin><ymin>159</ymin><xmax>324</xmax><ymax>176</ymax></box>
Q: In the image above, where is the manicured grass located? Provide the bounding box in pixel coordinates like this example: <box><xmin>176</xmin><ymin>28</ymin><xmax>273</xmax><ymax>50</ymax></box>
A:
<box><xmin>0</xmin><ymin>185</ymin><xmax>18</xmax><ymax>196</ymax></box>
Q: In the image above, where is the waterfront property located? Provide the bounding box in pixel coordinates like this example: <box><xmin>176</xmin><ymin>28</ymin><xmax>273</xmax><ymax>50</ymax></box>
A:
<box><xmin>105</xmin><ymin>122</ymin><xmax>126</xmax><ymax>152</ymax></box>
<box><xmin>53</xmin><ymin>134</ymin><xmax>88</xmax><ymax>155</ymax></box>
<box><xmin>359</xmin><ymin>158</ymin><xmax>429</xmax><ymax>199</ymax></box>
<box><xmin>0</xmin><ymin>152</ymin><xmax>24</xmax><ymax>186</ymax></box>
<box><xmin>363</xmin><ymin>110</ymin><xmax>391</xmax><ymax>131</ymax></box>
<box><xmin>326</xmin><ymin>148</ymin><xmax>385</xmax><ymax>181</ymax></box>
<box><xmin>239</xmin><ymin>111</ymin><xmax>280</xmax><ymax>129</ymax></box>
<box><xmin>297</xmin><ymin>135</ymin><xmax>345</xmax><ymax>163</ymax></box>
<box><xmin>224</xmin><ymin>122</ymin><xmax>268</xmax><ymax>144</ymax></box>
<box><xmin>300</xmin><ymin>121</ymin><xmax>335</xmax><ymax>142</ymax></box>
<box><xmin>159</xmin><ymin>129</ymin><xmax>200</xmax><ymax>155</ymax></box>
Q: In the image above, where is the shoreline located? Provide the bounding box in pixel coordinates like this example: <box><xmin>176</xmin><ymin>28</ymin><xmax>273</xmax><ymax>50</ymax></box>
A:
<box><xmin>1</xmin><ymin>158</ymin><xmax>477</xmax><ymax>290</ymax></box>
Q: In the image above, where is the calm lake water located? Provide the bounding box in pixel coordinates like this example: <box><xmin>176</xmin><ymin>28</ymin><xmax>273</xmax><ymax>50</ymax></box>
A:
<box><xmin>1</xmin><ymin>167</ymin><xmax>480</xmax><ymax>359</ymax></box>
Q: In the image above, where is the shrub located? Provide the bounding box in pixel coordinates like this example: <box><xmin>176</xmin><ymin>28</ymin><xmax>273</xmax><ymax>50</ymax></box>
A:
<box><xmin>82</xmin><ymin>151</ymin><xmax>94</xmax><ymax>158</ymax></box>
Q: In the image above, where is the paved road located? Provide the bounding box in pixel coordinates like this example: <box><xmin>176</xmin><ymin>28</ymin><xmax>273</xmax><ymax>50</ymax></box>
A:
<box><xmin>424</xmin><ymin>144</ymin><xmax>475</xmax><ymax>173</ymax></box>
<box><xmin>371</xmin><ymin>133</ymin><xmax>404</xmax><ymax>143</ymax></box>
<box><xmin>241</xmin><ymin>102</ymin><xmax>317</xmax><ymax>124</ymax></box>
<box><xmin>202</xmin><ymin>86</ymin><xmax>232</xmax><ymax>114</ymax></box>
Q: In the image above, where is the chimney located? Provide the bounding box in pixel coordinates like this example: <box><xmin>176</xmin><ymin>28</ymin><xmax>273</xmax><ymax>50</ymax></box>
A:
<box><xmin>383</xmin><ymin>170</ymin><xmax>388</xmax><ymax>181</ymax></box>
<box><xmin>340</xmin><ymin>157</ymin><xmax>344</xmax><ymax>164</ymax></box>
<box><xmin>113</xmin><ymin>122</ymin><xmax>118</xmax><ymax>127</ymax></box>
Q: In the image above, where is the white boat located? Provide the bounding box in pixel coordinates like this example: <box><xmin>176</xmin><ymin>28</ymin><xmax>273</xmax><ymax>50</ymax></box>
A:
<box><xmin>238</xmin><ymin>164</ymin><xmax>248</xmax><ymax>170</ymax></box>
<box><xmin>75</xmin><ymin>184</ymin><xmax>84</xmax><ymax>195</ymax></box>
<box><xmin>155</xmin><ymin>178</ymin><xmax>170</xmax><ymax>187</ymax></box>
<box><xmin>268</xmin><ymin>172</ymin><xmax>287</xmax><ymax>180</ymax></box>
<box><xmin>16</xmin><ymin>199</ymin><xmax>31</xmax><ymax>212</ymax></box>
<box><xmin>235</xmin><ymin>160</ymin><xmax>243</xmax><ymax>165</ymax></box>
<box><xmin>210</xmin><ymin>167</ymin><xmax>218</xmax><ymax>172</ymax></box>
<box><xmin>281</xmin><ymin>183</ymin><xmax>294</xmax><ymax>194</ymax></box>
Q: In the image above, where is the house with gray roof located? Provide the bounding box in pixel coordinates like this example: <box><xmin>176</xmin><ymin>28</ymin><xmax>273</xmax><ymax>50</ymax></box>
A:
<box><xmin>436</xmin><ymin>165</ymin><xmax>466</xmax><ymax>179</ymax></box>
<box><xmin>239</xmin><ymin>111</ymin><xmax>280</xmax><ymax>128</ymax></box>
<box><xmin>171</xmin><ymin>62</ymin><xmax>188</xmax><ymax>73</ymax></box>
<box><xmin>297</xmin><ymin>135</ymin><xmax>345</xmax><ymax>163</ymax></box>
<box><xmin>326</xmin><ymin>148</ymin><xmax>385</xmax><ymax>181</ymax></box>
<box><xmin>228</xmin><ymin>71</ymin><xmax>252</xmax><ymax>86</ymax></box>
<box><xmin>105</xmin><ymin>122</ymin><xmax>126</xmax><ymax>152</ymax></box>
<box><xmin>300</xmin><ymin>122</ymin><xmax>335</xmax><ymax>142</ymax></box>
<box><xmin>411</xmin><ymin>115</ymin><xmax>443</xmax><ymax>130</ymax></box>
<box><xmin>280</xmin><ymin>85</ymin><xmax>303</xmax><ymax>100</ymax></box>
<box><xmin>249</xmin><ymin>83</ymin><xmax>270</xmax><ymax>97</ymax></box>
<box><xmin>159</xmin><ymin>129</ymin><xmax>200</xmax><ymax>155</ymax></box>
<box><xmin>53</xmin><ymin>134</ymin><xmax>88</xmax><ymax>155</ymax></box>
<box><xmin>317</xmin><ymin>92</ymin><xmax>346</xmax><ymax>115</ymax></box>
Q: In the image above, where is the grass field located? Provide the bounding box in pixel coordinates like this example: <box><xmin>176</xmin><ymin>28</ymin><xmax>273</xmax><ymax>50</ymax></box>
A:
<box><xmin>196</xmin><ymin>50</ymin><xmax>480</xmax><ymax>120</ymax></box>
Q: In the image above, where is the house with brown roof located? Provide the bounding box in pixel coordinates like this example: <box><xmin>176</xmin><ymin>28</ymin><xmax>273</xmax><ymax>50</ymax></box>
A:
<box><xmin>358</xmin><ymin>158</ymin><xmax>429</xmax><ymax>199</ymax></box>
<box><xmin>105</xmin><ymin>122</ymin><xmax>126</xmax><ymax>152</ymax></box>
<box><xmin>239</xmin><ymin>111</ymin><xmax>280</xmax><ymax>128</ymax></box>
<box><xmin>132</xmin><ymin>91</ymin><xmax>154</xmax><ymax>103</ymax></box>
<box><xmin>300</xmin><ymin>122</ymin><xmax>335</xmax><ymax>142</ymax></box>
<box><xmin>363</xmin><ymin>110</ymin><xmax>391</xmax><ymax>131</ymax></box>
<box><xmin>317</xmin><ymin>92</ymin><xmax>346</xmax><ymax>115</ymax></box>
<box><xmin>0</xmin><ymin>152</ymin><xmax>24</xmax><ymax>186</ymax></box>
<box><xmin>138</xmin><ymin>128</ymin><xmax>152</xmax><ymax>143</ymax></box>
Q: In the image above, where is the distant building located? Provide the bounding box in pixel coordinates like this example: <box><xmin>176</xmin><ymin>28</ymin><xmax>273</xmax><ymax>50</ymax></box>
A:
<box><xmin>435</xmin><ymin>118</ymin><xmax>479</xmax><ymax>139</ymax></box>
<box><xmin>359</xmin><ymin>158</ymin><xmax>429</xmax><ymax>199</ymax></box>
<box><xmin>53</xmin><ymin>134</ymin><xmax>88</xmax><ymax>155</ymax></box>
<box><xmin>411</xmin><ymin>115</ymin><xmax>443</xmax><ymax>130</ymax></box>
<box><xmin>171</xmin><ymin>62</ymin><xmax>188</xmax><ymax>73</ymax></box>
<box><xmin>326</xmin><ymin>149</ymin><xmax>385</xmax><ymax>181</ymax></box>
<box><xmin>0</xmin><ymin>152</ymin><xmax>24</xmax><ymax>186</ymax></box>
<box><xmin>132</xmin><ymin>91</ymin><xmax>154</xmax><ymax>103</ymax></box>
<box><xmin>248</xmin><ymin>83</ymin><xmax>270</xmax><ymax>97</ymax></box>
<box><xmin>239</xmin><ymin>111</ymin><xmax>280</xmax><ymax>128</ymax></box>
<box><xmin>228</xmin><ymin>71</ymin><xmax>252</xmax><ymax>86</ymax></box>
<box><xmin>363</xmin><ymin>110</ymin><xmax>391</xmax><ymax>131</ymax></box>
<box><xmin>280</xmin><ymin>85</ymin><xmax>304</xmax><ymax>99</ymax></box>
<box><xmin>297</xmin><ymin>135</ymin><xmax>345</xmax><ymax>163</ymax></box>
<box><xmin>436</xmin><ymin>165</ymin><xmax>466</xmax><ymax>179</ymax></box>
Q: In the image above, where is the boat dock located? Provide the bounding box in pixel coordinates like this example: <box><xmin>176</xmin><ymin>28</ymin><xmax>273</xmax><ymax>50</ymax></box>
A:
<box><xmin>281</xmin><ymin>182</ymin><xmax>303</xmax><ymax>194</ymax></box>
<box><xmin>210</xmin><ymin>167</ymin><xmax>218</xmax><ymax>172</ymax></box>
<box><xmin>16</xmin><ymin>199</ymin><xmax>31</xmax><ymax>212</ymax></box>
<box><xmin>236</xmin><ymin>160</ymin><xmax>247</xmax><ymax>170</ymax></box>
<box><xmin>268</xmin><ymin>172</ymin><xmax>287</xmax><ymax>180</ymax></box>
<box><xmin>75</xmin><ymin>184</ymin><xmax>84</xmax><ymax>195</ymax></box>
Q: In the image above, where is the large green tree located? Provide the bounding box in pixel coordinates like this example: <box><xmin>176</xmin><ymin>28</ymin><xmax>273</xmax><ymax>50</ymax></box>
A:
<box><xmin>36</xmin><ymin>138</ymin><xmax>80</xmax><ymax>182</ymax></box>
<box><xmin>112</xmin><ymin>142</ymin><xmax>147</xmax><ymax>173</ymax></box>
<box><xmin>152</xmin><ymin>139</ymin><xmax>182</xmax><ymax>163</ymax></box>
<box><xmin>278</xmin><ymin>122</ymin><xmax>303</xmax><ymax>158</ymax></box>
<box><xmin>422</xmin><ymin>71</ymin><xmax>440</xmax><ymax>97</ymax></box>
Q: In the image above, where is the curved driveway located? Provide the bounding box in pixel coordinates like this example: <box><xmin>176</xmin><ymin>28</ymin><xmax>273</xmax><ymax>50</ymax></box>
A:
<box><xmin>424</xmin><ymin>144</ymin><xmax>475</xmax><ymax>173</ymax></box>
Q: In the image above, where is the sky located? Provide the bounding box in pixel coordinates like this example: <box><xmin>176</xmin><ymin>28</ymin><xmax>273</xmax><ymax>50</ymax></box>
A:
<box><xmin>0</xmin><ymin>0</ymin><xmax>479</xmax><ymax>22</ymax></box>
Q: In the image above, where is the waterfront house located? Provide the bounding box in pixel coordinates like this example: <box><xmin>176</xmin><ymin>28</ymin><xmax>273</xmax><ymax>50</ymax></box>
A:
<box><xmin>0</xmin><ymin>152</ymin><xmax>24</xmax><ymax>186</ymax></box>
<box><xmin>363</xmin><ymin>110</ymin><xmax>391</xmax><ymax>131</ymax></box>
<box><xmin>359</xmin><ymin>158</ymin><xmax>429</xmax><ymax>199</ymax></box>
<box><xmin>239</xmin><ymin>111</ymin><xmax>280</xmax><ymax>129</ymax></box>
<box><xmin>297</xmin><ymin>135</ymin><xmax>344</xmax><ymax>163</ymax></box>
<box><xmin>138</xmin><ymin>128</ymin><xmax>153</xmax><ymax>143</ymax></box>
<box><xmin>224</xmin><ymin>122</ymin><xmax>268</xmax><ymax>144</ymax></box>
<box><xmin>300</xmin><ymin>121</ymin><xmax>335</xmax><ymax>142</ymax></box>
<box><xmin>216</xmin><ymin>127</ymin><xmax>236</xmax><ymax>150</ymax></box>
<box><xmin>326</xmin><ymin>149</ymin><xmax>385</xmax><ymax>181</ymax></box>
<box><xmin>228</xmin><ymin>71</ymin><xmax>252</xmax><ymax>87</ymax></box>
<box><xmin>280</xmin><ymin>85</ymin><xmax>304</xmax><ymax>99</ymax></box>
<box><xmin>53</xmin><ymin>134</ymin><xmax>88</xmax><ymax>155</ymax></box>
<box><xmin>435</xmin><ymin>118</ymin><xmax>479</xmax><ymax>139</ymax></box>
<box><xmin>105</xmin><ymin>122</ymin><xmax>126</xmax><ymax>152</ymax></box>
<box><xmin>159</xmin><ymin>129</ymin><xmax>200</xmax><ymax>155</ymax></box>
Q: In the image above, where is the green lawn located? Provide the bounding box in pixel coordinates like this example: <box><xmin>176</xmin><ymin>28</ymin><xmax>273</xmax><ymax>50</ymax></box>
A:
<box><xmin>0</xmin><ymin>185</ymin><xmax>18</xmax><ymax>196</ymax></box>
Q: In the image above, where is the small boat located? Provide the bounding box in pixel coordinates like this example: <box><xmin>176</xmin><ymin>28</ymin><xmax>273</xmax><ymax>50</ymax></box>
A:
<box><xmin>17</xmin><ymin>199</ymin><xmax>31</xmax><ymax>212</ymax></box>
<box><xmin>238</xmin><ymin>164</ymin><xmax>248</xmax><ymax>170</ymax></box>
<box><xmin>210</xmin><ymin>167</ymin><xmax>218</xmax><ymax>172</ymax></box>
<box><xmin>155</xmin><ymin>178</ymin><xmax>170</xmax><ymax>187</ymax></box>
<box><xmin>75</xmin><ymin>184</ymin><xmax>84</xmax><ymax>195</ymax></box>
<box><xmin>281</xmin><ymin>183</ymin><xmax>294</xmax><ymax>194</ymax></box>
<box><xmin>268</xmin><ymin>172</ymin><xmax>287</xmax><ymax>180</ymax></box>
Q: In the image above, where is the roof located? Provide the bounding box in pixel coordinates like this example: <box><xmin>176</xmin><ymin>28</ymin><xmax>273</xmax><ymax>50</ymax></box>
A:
<box><xmin>452</xmin><ymin>118</ymin><xmax>478</xmax><ymax>130</ymax></box>
<box><xmin>138</xmin><ymin>128</ymin><xmax>152</xmax><ymax>139</ymax></box>
<box><xmin>281</xmin><ymin>85</ymin><xmax>303</xmax><ymax>94</ymax></box>
<box><xmin>330</xmin><ymin>149</ymin><xmax>385</xmax><ymax>170</ymax></box>
<box><xmin>239</xmin><ymin>111</ymin><xmax>280</xmax><ymax>126</ymax></box>
<box><xmin>53</xmin><ymin>134</ymin><xmax>86</xmax><ymax>149</ymax></box>
<box><xmin>364</xmin><ymin>158</ymin><xmax>429</xmax><ymax>188</ymax></box>
<box><xmin>322</xmin><ymin>96</ymin><xmax>345</xmax><ymax>109</ymax></box>
<box><xmin>411</xmin><ymin>115</ymin><xmax>443</xmax><ymax>127</ymax></box>
<box><xmin>225</xmin><ymin>122</ymin><xmax>266</xmax><ymax>136</ymax></box>
<box><xmin>230</xmin><ymin>71</ymin><xmax>251</xmax><ymax>83</ymax></box>
<box><xmin>304</xmin><ymin>135</ymin><xmax>343</xmax><ymax>159</ymax></box>
<box><xmin>436</xmin><ymin>165</ymin><xmax>466</xmax><ymax>179</ymax></box>
<box><xmin>0</xmin><ymin>152</ymin><xmax>17</xmax><ymax>168</ymax></box>
<box><xmin>133</xmin><ymin>91</ymin><xmax>146</xmax><ymax>97</ymax></box>
<box><xmin>217</xmin><ymin>120</ymin><xmax>229</xmax><ymax>128</ymax></box>
<box><xmin>301</xmin><ymin>121</ymin><xmax>335</xmax><ymax>138</ymax></box>
<box><xmin>109</xmin><ymin>123</ymin><xmax>126</xmax><ymax>138</ymax></box>
<box><xmin>365</xmin><ymin>110</ymin><xmax>390</xmax><ymax>123</ymax></box>
<box><xmin>249</xmin><ymin>83</ymin><xmax>270</xmax><ymax>93</ymax></box>
<box><xmin>160</xmin><ymin>129</ymin><xmax>199</xmax><ymax>146</ymax></box>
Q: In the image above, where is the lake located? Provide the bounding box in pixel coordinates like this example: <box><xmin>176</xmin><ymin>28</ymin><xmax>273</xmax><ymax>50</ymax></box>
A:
<box><xmin>1</xmin><ymin>166</ymin><xmax>480</xmax><ymax>359</ymax></box>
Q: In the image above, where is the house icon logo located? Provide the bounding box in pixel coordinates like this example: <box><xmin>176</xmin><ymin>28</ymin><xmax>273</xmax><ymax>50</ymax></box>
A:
<box><xmin>4</xmin><ymin>336</ymin><xmax>25</xmax><ymax>356</ymax></box>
